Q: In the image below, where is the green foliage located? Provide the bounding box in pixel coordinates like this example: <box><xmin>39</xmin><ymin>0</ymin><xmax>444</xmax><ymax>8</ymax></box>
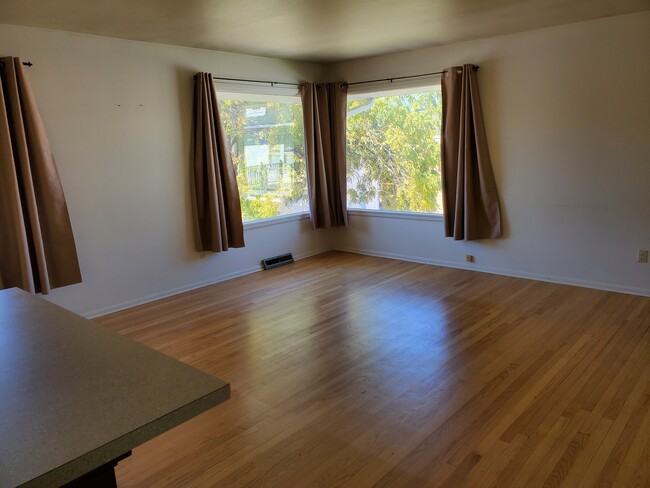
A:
<box><xmin>218</xmin><ymin>90</ymin><xmax>442</xmax><ymax>221</ymax></box>
<box><xmin>346</xmin><ymin>90</ymin><xmax>443</xmax><ymax>213</ymax></box>
<box><xmin>218</xmin><ymin>99</ymin><xmax>307</xmax><ymax>222</ymax></box>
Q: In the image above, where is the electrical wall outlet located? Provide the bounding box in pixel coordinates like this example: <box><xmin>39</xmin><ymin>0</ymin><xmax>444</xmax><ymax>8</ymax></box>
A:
<box><xmin>638</xmin><ymin>249</ymin><xmax>649</xmax><ymax>264</ymax></box>
<box><xmin>466</xmin><ymin>255</ymin><xmax>475</xmax><ymax>263</ymax></box>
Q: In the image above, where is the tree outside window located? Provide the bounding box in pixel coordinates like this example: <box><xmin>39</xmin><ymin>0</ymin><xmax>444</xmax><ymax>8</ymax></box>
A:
<box><xmin>346</xmin><ymin>86</ymin><xmax>443</xmax><ymax>213</ymax></box>
<box><xmin>218</xmin><ymin>95</ymin><xmax>308</xmax><ymax>222</ymax></box>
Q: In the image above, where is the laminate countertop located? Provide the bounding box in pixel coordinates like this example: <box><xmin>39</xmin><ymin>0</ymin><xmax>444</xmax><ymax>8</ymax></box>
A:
<box><xmin>0</xmin><ymin>288</ymin><xmax>230</xmax><ymax>488</ymax></box>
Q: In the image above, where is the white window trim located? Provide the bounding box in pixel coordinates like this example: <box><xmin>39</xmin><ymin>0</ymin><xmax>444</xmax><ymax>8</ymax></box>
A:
<box><xmin>242</xmin><ymin>209</ymin><xmax>443</xmax><ymax>228</ymax></box>
<box><xmin>347</xmin><ymin>208</ymin><xmax>443</xmax><ymax>222</ymax></box>
<box><xmin>243</xmin><ymin>211</ymin><xmax>310</xmax><ymax>230</ymax></box>
<box><xmin>215</xmin><ymin>83</ymin><xmax>300</xmax><ymax>98</ymax></box>
<box><xmin>346</xmin><ymin>81</ymin><xmax>443</xmax><ymax>218</ymax></box>
<box><xmin>346</xmin><ymin>75</ymin><xmax>442</xmax><ymax>97</ymax></box>
<box><xmin>217</xmin><ymin>88</ymin><xmax>308</xmax><ymax>225</ymax></box>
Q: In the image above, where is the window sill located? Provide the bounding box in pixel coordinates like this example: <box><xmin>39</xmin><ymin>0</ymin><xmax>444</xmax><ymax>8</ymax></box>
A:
<box><xmin>347</xmin><ymin>209</ymin><xmax>444</xmax><ymax>222</ymax></box>
<box><xmin>242</xmin><ymin>209</ymin><xmax>442</xmax><ymax>229</ymax></box>
<box><xmin>243</xmin><ymin>212</ymin><xmax>310</xmax><ymax>230</ymax></box>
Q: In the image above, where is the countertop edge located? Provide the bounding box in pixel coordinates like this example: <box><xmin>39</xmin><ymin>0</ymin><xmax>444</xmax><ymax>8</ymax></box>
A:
<box><xmin>19</xmin><ymin>383</ymin><xmax>231</xmax><ymax>488</ymax></box>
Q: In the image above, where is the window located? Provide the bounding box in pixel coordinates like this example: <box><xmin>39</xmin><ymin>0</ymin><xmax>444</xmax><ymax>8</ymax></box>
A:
<box><xmin>346</xmin><ymin>84</ymin><xmax>443</xmax><ymax>214</ymax></box>
<box><xmin>217</xmin><ymin>92</ymin><xmax>308</xmax><ymax>222</ymax></box>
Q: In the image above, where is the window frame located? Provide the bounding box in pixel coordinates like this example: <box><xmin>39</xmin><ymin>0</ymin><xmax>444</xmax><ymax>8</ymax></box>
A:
<box><xmin>215</xmin><ymin>85</ymin><xmax>310</xmax><ymax>226</ymax></box>
<box><xmin>345</xmin><ymin>79</ymin><xmax>444</xmax><ymax>218</ymax></box>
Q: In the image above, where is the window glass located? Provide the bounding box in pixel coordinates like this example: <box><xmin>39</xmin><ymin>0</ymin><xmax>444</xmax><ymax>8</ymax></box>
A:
<box><xmin>346</xmin><ymin>85</ymin><xmax>442</xmax><ymax>213</ymax></box>
<box><xmin>218</xmin><ymin>93</ymin><xmax>308</xmax><ymax>222</ymax></box>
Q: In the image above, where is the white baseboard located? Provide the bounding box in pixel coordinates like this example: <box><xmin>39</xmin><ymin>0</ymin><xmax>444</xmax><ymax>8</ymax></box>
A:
<box><xmin>85</xmin><ymin>244</ymin><xmax>648</xmax><ymax>318</ymax></box>
<box><xmin>334</xmin><ymin>246</ymin><xmax>650</xmax><ymax>298</ymax></box>
<box><xmin>85</xmin><ymin>248</ymin><xmax>329</xmax><ymax>318</ymax></box>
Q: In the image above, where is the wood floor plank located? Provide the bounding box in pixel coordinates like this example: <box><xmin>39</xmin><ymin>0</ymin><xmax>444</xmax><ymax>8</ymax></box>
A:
<box><xmin>576</xmin><ymin>363</ymin><xmax>650</xmax><ymax>488</ymax></box>
<box><xmin>541</xmin><ymin>431</ymin><xmax>590</xmax><ymax>488</ymax></box>
<box><xmin>611</xmin><ymin>395</ymin><xmax>650</xmax><ymax>488</ymax></box>
<box><xmin>94</xmin><ymin>251</ymin><xmax>650</xmax><ymax>487</ymax></box>
<box><xmin>462</xmin><ymin>435</ymin><xmax>527</xmax><ymax>487</ymax></box>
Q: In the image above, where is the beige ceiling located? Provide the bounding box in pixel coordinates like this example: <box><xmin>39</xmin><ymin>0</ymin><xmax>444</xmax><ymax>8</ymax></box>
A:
<box><xmin>1</xmin><ymin>0</ymin><xmax>648</xmax><ymax>63</ymax></box>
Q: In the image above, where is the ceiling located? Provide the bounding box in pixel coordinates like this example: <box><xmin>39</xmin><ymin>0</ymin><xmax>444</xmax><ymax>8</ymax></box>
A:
<box><xmin>1</xmin><ymin>0</ymin><xmax>648</xmax><ymax>63</ymax></box>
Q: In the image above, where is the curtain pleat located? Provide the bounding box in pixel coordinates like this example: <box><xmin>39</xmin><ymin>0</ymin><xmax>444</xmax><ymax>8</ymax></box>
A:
<box><xmin>190</xmin><ymin>73</ymin><xmax>244</xmax><ymax>252</ymax></box>
<box><xmin>441</xmin><ymin>65</ymin><xmax>502</xmax><ymax>240</ymax></box>
<box><xmin>300</xmin><ymin>82</ymin><xmax>348</xmax><ymax>229</ymax></box>
<box><xmin>0</xmin><ymin>57</ymin><xmax>81</xmax><ymax>294</ymax></box>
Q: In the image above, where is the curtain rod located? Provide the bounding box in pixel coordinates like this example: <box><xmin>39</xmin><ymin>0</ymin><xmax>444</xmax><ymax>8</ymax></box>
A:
<box><xmin>211</xmin><ymin>64</ymin><xmax>478</xmax><ymax>89</ymax></box>
<box><xmin>0</xmin><ymin>61</ymin><xmax>33</xmax><ymax>68</ymax></box>
<box><xmin>341</xmin><ymin>65</ymin><xmax>479</xmax><ymax>88</ymax></box>
<box><xmin>213</xmin><ymin>76</ymin><xmax>300</xmax><ymax>87</ymax></box>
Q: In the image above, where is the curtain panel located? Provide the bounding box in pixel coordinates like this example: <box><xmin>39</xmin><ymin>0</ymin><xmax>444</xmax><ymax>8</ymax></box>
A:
<box><xmin>300</xmin><ymin>82</ymin><xmax>348</xmax><ymax>229</ymax></box>
<box><xmin>441</xmin><ymin>64</ymin><xmax>502</xmax><ymax>240</ymax></box>
<box><xmin>0</xmin><ymin>57</ymin><xmax>81</xmax><ymax>294</ymax></box>
<box><xmin>190</xmin><ymin>72</ymin><xmax>245</xmax><ymax>252</ymax></box>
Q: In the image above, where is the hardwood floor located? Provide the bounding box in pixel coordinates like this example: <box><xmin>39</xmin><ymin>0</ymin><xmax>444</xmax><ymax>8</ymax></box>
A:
<box><xmin>96</xmin><ymin>251</ymin><xmax>650</xmax><ymax>487</ymax></box>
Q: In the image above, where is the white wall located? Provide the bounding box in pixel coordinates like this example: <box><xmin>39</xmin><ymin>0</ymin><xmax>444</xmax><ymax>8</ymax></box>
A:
<box><xmin>1</xmin><ymin>13</ymin><xmax>648</xmax><ymax>318</ymax></box>
<box><xmin>0</xmin><ymin>24</ymin><xmax>330</xmax><ymax>316</ymax></box>
<box><xmin>328</xmin><ymin>12</ymin><xmax>650</xmax><ymax>296</ymax></box>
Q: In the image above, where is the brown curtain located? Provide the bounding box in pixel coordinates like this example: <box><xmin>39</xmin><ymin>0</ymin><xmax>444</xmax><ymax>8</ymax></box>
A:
<box><xmin>441</xmin><ymin>65</ymin><xmax>501</xmax><ymax>240</ymax></box>
<box><xmin>0</xmin><ymin>57</ymin><xmax>81</xmax><ymax>294</ymax></box>
<box><xmin>300</xmin><ymin>82</ymin><xmax>348</xmax><ymax>229</ymax></box>
<box><xmin>190</xmin><ymin>72</ymin><xmax>244</xmax><ymax>252</ymax></box>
